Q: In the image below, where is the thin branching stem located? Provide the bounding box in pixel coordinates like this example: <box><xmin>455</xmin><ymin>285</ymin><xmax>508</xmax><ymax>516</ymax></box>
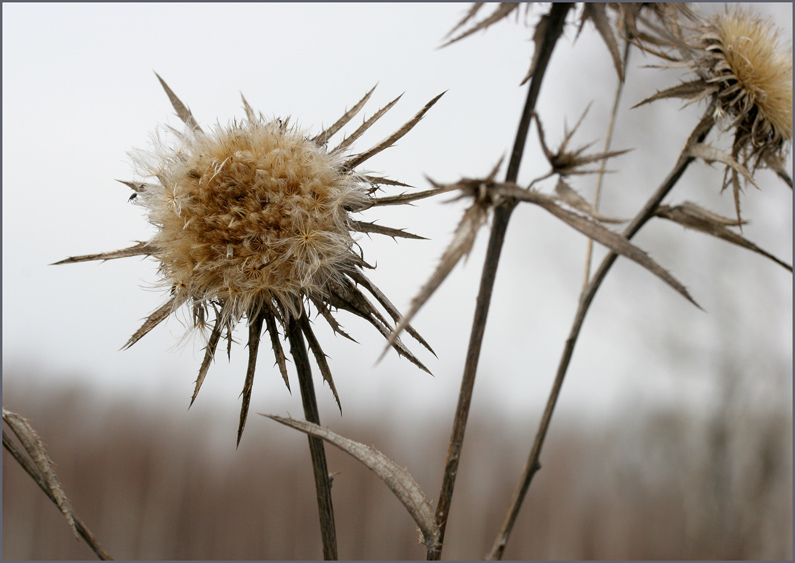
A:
<box><xmin>286</xmin><ymin>316</ymin><xmax>338</xmax><ymax>560</ymax></box>
<box><xmin>488</xmin><ymin>109</ymin><xmax>715</xmax><ymax>561</ymax></box>
<box><xmin>583</xmin><ymin>38</ymin><xmax>632</xmax><ymax>287</ymax></box>
<box><xmin>3</xmin><ymin>430</ymin><xmax>114</xmax><ymax>561</ymax></box>
<box><xmin>427</xmin><ymin>4</ymin><xmax>573</xmax><ymax>560</ymax></box>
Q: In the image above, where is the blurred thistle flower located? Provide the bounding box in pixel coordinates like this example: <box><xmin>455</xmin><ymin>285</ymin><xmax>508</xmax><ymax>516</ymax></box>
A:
<box><xmin>55</xmin><ymin>75</ymin><xmax>442</xmax><ymax>443</ymax></box>
<box><xmin>636</xmin><ymin>6</ymin><xmax>793</xmax><ymax>219</ymax></box>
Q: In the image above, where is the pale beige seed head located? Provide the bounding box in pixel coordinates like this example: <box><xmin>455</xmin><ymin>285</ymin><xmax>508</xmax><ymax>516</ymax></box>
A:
<box><xmin>700</xmin><ymin>7</ymin><xmax>793</xmax><ymax>162</ymax></box>
<box><xmin>55</xmin><ymin>78</ymin><xmax>443</xmax><ymax>443</ymax></box>
<box><xmin>137</xmin><ymin>118</ymin><xmax>368</xmax><ymax>321</ymax></box>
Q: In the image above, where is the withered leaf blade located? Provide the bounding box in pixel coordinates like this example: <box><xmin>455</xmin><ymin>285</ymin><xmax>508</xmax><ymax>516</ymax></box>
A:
<box><xmin>52</xmin><ymin>242</ymin><xmax>155</xmax><ymax>265</ymax></box>
<box><xmin>350</xmin><ymin>220</ymin><xmax>426</xmax><ymax>240</ymax></box>
<box><xmin>329</xmin><ymin>281</ymin><xmax>431</xmax><ymax>374</ymax></box>
<box><xmin>579</xmin><ymin>4</ymin><xmax>623</xmax><ymax>82</ymax></box>
<box><xmin>360</xmin><ymin>175</ymin><xmax>412</xmax><ymax>189</ymax></box>
<box><xmin>689</xmin><ymin>143</ymin><xmax>758</xmax><ymax>188</ymax></box>
<box><xmin>237</xmin><ymin>311</ymin><xmax>265</xmax><ymax>447</ymax></box>
<box><xmin>442</xmin><ymin>3</ymin><xmax>520</xmax><ymax>48</ymax></box>
<box><xmin>554</xmin><ymin>178</ymin><xmax>625</xmax><ymax>223</ymax></box>
<box><xmin>349</xmin><ymin>270</ymin><xmax>435</xmax><ymax>356</ymax></box>
<box><xmin>333</xmin><ymin>93</ymin><xmax>403</xmax><ymax>157</ymax></box>
<box><xmin>385</xmin><ymin>199</ymin><xmax>490</xmax><ymax>355</ymax></box>
<box><xmin>313</xmin><ymin>84</ymin><xmax>377</xmax><ymax>146</ymax></box>
<box><xmin>154</xmin><ymin>72</ymin><xmax>203</xmax><ymax>134</ymax></box>
<box><xmin>656</xmin><ymin>202</ymin><xmax>792</xmax><ymax>272</ymax></box>
<box><xmin>122</xmin><ymin>296</ymin><xmax>179</xmax><ymax>350</ymax></box>
<box><xmin>444</xmin><ymin>3</ymin><xmax>486</xmax><ymax>41</ymax></box>
<box><xmin>190</xmin><ymin>316</ymin><xmax>223</xmax><ymax>408</ymax></box>
<box><xmin>500</xmin><ymin>184</ymin><xmax>700</xmax><ymax>308</ymax></box>
<box><xmin>3</xmin><ymin>409</ymin><xmax>78</xmax><ymax>538</ymax></box>
<box><xmin>368</xmin><ymin>185</ymin><xmax>453</xmax><ymax>208</ymax></box>
<box><xmin>310</xmin><ymin>296</ymin><xmax>357</xmax><ymax>343</ymax></box>
<box><xmin>344</xmin><ymin>91</ymin><xmax>445</xmax><ymax>170</ymax></box>
<box><xmin>263</xmin><ymin>415</ymin><xmax>440</xmax><ymax>552</ymax></box>
<box><xmin>263</xmin><ymin>307</ymin><xmax>291</xmax><ymax>392</ymax></box>
<box><xmin>633</xmin><ymin>79</ymin><xmax>717</xmax><ymax>109</ymax></box>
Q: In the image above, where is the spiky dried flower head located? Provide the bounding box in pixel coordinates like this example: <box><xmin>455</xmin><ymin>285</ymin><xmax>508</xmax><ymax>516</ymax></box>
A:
<box><xmin>56</xmin><ymin>76</ymin><xmax>443</xmax><ymax>444</ymax></box>
<box><xmin>638</xmin><ymin>6</ymin><xmax>793</xmax><ymax>172</ymax></box>
<box><xmin>704</xmin><ymin>7</ymin><xmax>793</xmax><ymax>162</ymax></box>
<box><xmin>139</xmin><ymin>117</ymin><xmax>368</xmax><ymax>322</ymax></box>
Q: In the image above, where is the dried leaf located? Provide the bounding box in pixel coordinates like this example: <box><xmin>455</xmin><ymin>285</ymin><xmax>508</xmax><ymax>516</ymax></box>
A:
<box><xmin>368</xmin><ymin>185</ymin><xmax>453</xmax><ymax>208</ymax></box>
<box><xmin>122</xmin><ymin>296</ymin><xmax>180</xmax><ymax>350</ymax></box>
<box><xmin>190</xmin><ymin>316</ymin><xmax>222</xmax><ymax>407</ymax></box>
<box><xmin>350</xmin><ymin>220</ymin><xmax>427</xmax><ymax>240</ymax></box>
<box><xmin>442</xmin><ymin>3</ymin><xmax>520</xmax><ymax>47</ymax></box>
<box><xmin>313</xmin><ymin>85</ymin><xmax>377</xmax><ymax>146</ymax></box>
<box><xmin>52</xmin><ymin>242</ymin><xmax>154</xmax><ymax>265</ymax></box>
<box><xmin>3</xmin><ymin>409</ymin><xmax>78</xmax><ymax>538</ymax></box>
<box><xmin>633</xmin><ymin>79</ymin><xmax>717</xmax><ymax>109</ymax></box>
<box><xmin>333</xmin><ymin>94</ymin><xmax>403</xmax><ymax>156</ymax></box>
<box><xmin>521</xmin><ymin>6</ymin><xmax>550</xmax><ymax>85</ymax></box>
<box><xmin>263</xmin><ymin>306</ymin><xmax>291</xmax><ymax>391</ymax></box>
<box><xmin>689</xmin><ymin>143</ymin><xmax>758</xmax><ymax>188</ymax></box>
<box><xmin>264</xmin><ymin>415</ymin><xmax>440</xmax><ymax>552</ymax></box>
<box><xmin>579</xmin><ymin>4</ymin><xmax>624</xmax><ymax>81</ymax></box>
<box><xmin>154</xmin><ymin>73</ymin><xmax>203</xmax><ymax>133</ymax></box>
<box><xmin>554</xmin><ymin>179</ymin><xmax>625</xmax><ymax>223</ymax></box>
<box><xmin>345</xmin><ymin>91</ymin><xmax>445</xmax><ymax>170</ymax></box>
<box><xmin>237</xmin><ymin>311</ymin><xmax>265</xmax><ymax>447</ymax></box>
<box><xmin>499</xmin><ymin>184</ymin><xmax>700</xmax><ymax>307</ymax></box>
<box><xmin>656</xmin><ymin>202</ymin><xmax>792</xmax><ymax>271</ymax></box>
<box><xmin>350</xmin><ymin>270</ymin><xmax>435</xmax><ymax>356</ymax></box>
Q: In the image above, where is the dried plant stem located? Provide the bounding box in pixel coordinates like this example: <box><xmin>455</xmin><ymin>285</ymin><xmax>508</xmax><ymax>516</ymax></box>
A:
<box><xmin>427</xmin><ymin>5</ymin><xmax>573</xmax><ymax>560</ymax></box>
<box><xmin>488</xmin><ymin>110</ymin><xmax>715</xmax><ymax>561</ymax></box>
<box><xmin>583</xmin><ymin>39</ymin><xmax>632</xmax><ymax>287</ymax></box>
<box><xmin>285</xmin><ymin>317</ymin><xmax>338</xmax><ymax>560</ymax></box>
<box><xmin>3</xmin><ymin>430</ymin><xmax>113</xmax><ymax>560</ymax></box>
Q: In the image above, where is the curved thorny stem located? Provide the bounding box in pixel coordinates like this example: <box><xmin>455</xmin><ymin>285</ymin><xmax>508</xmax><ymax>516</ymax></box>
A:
<box><xmin>487</xmin><ymin>108</ymin><xmax>715</xmax><ymax>561</ymax></box>
<box><xmin>286</xmin><ymin>316</ymin><xmax>338</xmax><ymax>560</ymax></box>
<box><xmin>427</xmin><ymin>4</ymin><xmax>574</xmax><ymax>560</ymax></box>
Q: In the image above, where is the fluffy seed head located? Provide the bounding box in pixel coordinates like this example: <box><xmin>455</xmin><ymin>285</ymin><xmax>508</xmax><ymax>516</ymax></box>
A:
<box><xmin>136</xmin><ymin>118</ymin><xmax>368</xmax><ymax>321</ymax></box>
<box><xmin>56</xmin><ymin>78</ymin><xmax>443</xmax><ymax>443</ymax></box>
<box><xmin>699</xmin><ymin>7</ymin><xmax>792</xmax><ymax>164</ymax></box>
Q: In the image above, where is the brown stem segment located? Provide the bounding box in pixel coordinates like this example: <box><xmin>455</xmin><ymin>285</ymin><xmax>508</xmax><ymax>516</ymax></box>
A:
<box><xmin>487</xmin><ymin>111</ymin><xmax>715</xmax><ymax>560</ymax></box>
<box><xmin>3</xmin><ymin>430</ymin><xmax>114</xmax><ymax>560</ymax></box>
<box><xmin>286</xmin><ymin>316</ymin><xmax>338</xmax><ymax>560</ymax></box>
<box><xmin>427</xmin><ymin>4</ymin><xmax>573</xmax><ymax>560</ymax></box>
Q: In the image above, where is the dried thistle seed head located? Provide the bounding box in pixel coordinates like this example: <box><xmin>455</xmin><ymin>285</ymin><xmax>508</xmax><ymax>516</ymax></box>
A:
<box><xmin>137</xmin><ymin>118</ymin><xmax>368</xmax><ymax>321</ymax></box>
<box><xmin>55</xmin><ymin>77</ymin><xmax>443</xmax><ymax>444</ymax></box>
<box><xmin>702</xmin><ymin>7</ymin><xmax>793</xmax><ymax>164</ymax></box>
<box><xmin>638</xmin><ymin>7</ymin><xmax>792</xmax><ymax>171</ymax></box>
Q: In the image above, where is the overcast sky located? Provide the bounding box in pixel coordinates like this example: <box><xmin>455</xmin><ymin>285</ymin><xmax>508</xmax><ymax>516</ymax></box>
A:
<box><xmin>3</xmin><ymin>3</ymin><xmax>792</xmax><ymax>436</ymax></box>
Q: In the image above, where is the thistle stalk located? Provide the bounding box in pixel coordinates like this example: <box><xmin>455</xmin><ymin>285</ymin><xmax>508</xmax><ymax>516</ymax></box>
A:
<box><xmin>286</xmin><ymin>316</ymin><xmax>338</xmax><ymax>560</ymax></box>
<box><xmin>427</xmin><ymin>4</ymin><xmax>573</xmax><ymax>560</ymax></box>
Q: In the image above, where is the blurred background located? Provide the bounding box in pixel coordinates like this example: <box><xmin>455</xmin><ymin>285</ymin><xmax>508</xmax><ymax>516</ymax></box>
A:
<box><xmin>3</xmin><ymin>3</ymin><xmax>791</xmax><ymax>559</ymax></box>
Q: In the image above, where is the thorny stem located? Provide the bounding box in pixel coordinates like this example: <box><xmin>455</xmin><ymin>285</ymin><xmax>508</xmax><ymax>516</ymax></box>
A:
<box><xmin>3</xmin><ymin>430</ymin><xmax>114</xmax><ymax>560</ymax></box>
<box><xmin>488</xmin><ymin>109</ymin><xmax>715</xmax><ymax>561</ymax></box>
<box><xmin>286</xmin><ymin>316</ymin><xmax>338</xmax><ymax>560</ymax></box>
<box><xmin>583</xmin><ymin>38</ymin><xmax>632</xmax><ymax>287</ymax></box>
<box><xmin>427</xmin><ymin>4</ymin><xmax>573</xmax><ymax>560</ymax></box>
